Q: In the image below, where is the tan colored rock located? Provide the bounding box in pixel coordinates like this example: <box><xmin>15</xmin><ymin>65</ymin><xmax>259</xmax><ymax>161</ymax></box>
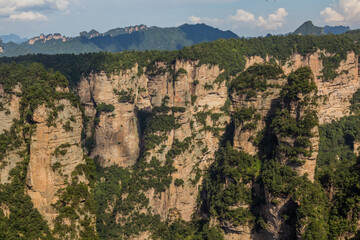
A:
<box><xmin>143</xmin><ymin>60</ymin><xmax>229</xmax><ymax>221</ymax></box>
<box><xmin>262</xmin><ymin>192</ymin><xmax>296</xmax><ymax>240</ymax></box>
<box><xmin>78</xmin><ymin>60</ymin><xmax>229</xmax><ymax>223</ymax></box>
<box><xmin>238</xmin><ymin>51</ymin><xmax>360</xmax><ymax>179</ymax></box>
<box><xmin>247</xmin><ymin>51</ymin><xmax>360</xmax><ymax>125</ymax></box>
<box><xmin>0</xmin><ymin>149</ymin><xmax>24</xmax><ymax>184</ymax></box>
<box><xmin>354</xmin><ymin>141</ymin><xmax>360</xmax><ymax>156</ymax></box>
<box><xmin>78</xmin><ymin>67</ymin><xmax>150</xmax><ymax>167</ymax></box>
<box><xmin>316</xmin><ymin>52</ymin><xmax>359</xmax><ymax>124</ymax></box>
<box><xmin>26</xmin><ymin>99</ymin><xmax>85</xmax><ymax>227</ymax></box>
<box><xmin>234</xmin><ymin>52</ymin><xmax>360</xmax><ymax>239</ymax></box>
<box><xmin>232</xmin><ymin>78</ymin><xmax>286</xmax><ymax>155</ymax></box>
<box><xmin>0</xmin><ymin>84</ymin><xmax>21</xmax><ymax>134</ymax></box>
<box><xmin>0</xmin><ymin>204</ymin><xmax>10</xmax><ymax>218</ymax></box>
<box><xmin>0</xmin><ymin>85</ymin><xmax>23</xmax><ymax>185</ymax></box>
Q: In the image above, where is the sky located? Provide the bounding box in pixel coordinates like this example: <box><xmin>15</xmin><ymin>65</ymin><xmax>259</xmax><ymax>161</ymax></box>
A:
<box><xmin>1</xmin><ymin>0</ymin><xmax>360</xmax><ymax>38</ymax></box>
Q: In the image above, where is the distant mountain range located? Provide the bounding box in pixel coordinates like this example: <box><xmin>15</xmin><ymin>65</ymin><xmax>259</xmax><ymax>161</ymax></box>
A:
<box><xmin>0</xmin><ymin>21</ymin><xmax>353</xmax><ymax>57</ymax></box>
<box><xmin>0</xmin><ymin>34</ymin><xmax>28</xmax><ymax>44</ymax></box>
<box><xmin>0</xmin><ymin>24</ymin><xmax>238</xmax><ymax>57</ymax></box>
<box><xmin>293</xmin><ymin>21</ymin><xmax>350</xmax><ymax>36</ymax></box>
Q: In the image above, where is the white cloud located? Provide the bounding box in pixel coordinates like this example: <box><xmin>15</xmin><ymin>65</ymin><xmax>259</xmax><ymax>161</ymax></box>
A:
<box><xmin>189</xmin><ymin>8</ymin><xmax>288</xmax><ymax>30</ymax></box>
<box><xmin>339</xmin><ymin>0</ymin><xmax>360</xmax><ymax>21</ymax></box>
<box><xmin>8</xmin><ymin>11</ymin><xmax>48</xmax><ymax>21</ymax></box>
<box><xmin>54</xmin><ymin>0</ymin><xmax>69</xmax><ymax>11</ymax></box>
<box><xmin>320</xmin><ymin>7</ymin><xmax>344</xmax><ymax>22</ymax></box>
<box><xmin>255</xmin><ymin>8</ymin><xmax>288</xmax><ymax>30</ymax></box>
<box><xmin>230</xmin><ymin>9</ymin><xmax>255</xmax><ymax>22</ymax></box>
<box><xmin>321</xmin><ymin>0</ymin><xmax>360</xmax><ymax>24</ymax></box>
<box><xmin>188</xmin><ymin>16</ymin><xmax>201</xmax><ymax>24</ymax></box>
<box><xmin>188</xmin><ymin>15</ymin><xmax>223</xmax><ymax>26</ymax></box>
<box><xmin>0</xmin><ymin>0</ymin><xmax>69</xmax><ymax>21</ymax></box>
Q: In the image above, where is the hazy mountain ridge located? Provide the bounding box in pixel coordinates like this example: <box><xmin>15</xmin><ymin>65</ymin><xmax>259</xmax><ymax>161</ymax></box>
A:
<box><xmin>0</xmin><ymin>24</ymin><xmax>238</xmax><ymax>57</ymax></box>
<box><xmin>293</xmin><ymin>20</ymin><xmax>350</xmax><ymax>36</ymax></box>
<box><xmin>0</xmin><ymin>34</ymin><xmax>28</xmax><ymax>44</ymax></box>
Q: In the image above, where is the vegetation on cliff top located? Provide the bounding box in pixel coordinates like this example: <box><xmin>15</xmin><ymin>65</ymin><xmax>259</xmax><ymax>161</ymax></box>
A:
<box><xmin>0</xmin><ymin>63</ymin><xmax>97</xmax><ymax>239</ymax></box>
<box><xmin>1</xmin><ymin>30</ymin><xmax>359</xmax><ymax>87</ymax></box>
<box><xmin>1</xmin><ymin>30</ymin><xmax>360</xmax><ymax>239</ymax></box>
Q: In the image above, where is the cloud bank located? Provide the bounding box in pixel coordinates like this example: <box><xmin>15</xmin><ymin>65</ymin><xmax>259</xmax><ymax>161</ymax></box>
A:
<box><xmin>188</xmin><ymin>8</ymin><xmax>288</xmax><ymax>31</ymax></box>
<box><xmin>0</xmin><ymin>0</ymin><xmax>69</xmax><ymax>21</ymax></box>
<box><xmin>321</xmin><ymin>0</ymin><xmax>360</xmax><ymax>24</ymax></box>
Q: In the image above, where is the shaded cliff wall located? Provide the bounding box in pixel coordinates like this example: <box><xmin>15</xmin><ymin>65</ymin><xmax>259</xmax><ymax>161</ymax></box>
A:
<box><xmin>78</xmin><ymin>60</ymin><xmax>230</xmax><ymax>221</ymax></box>
<box><xmin>232</xmin><ymin>51</ymin><xmax>360</xmax><ymax>239</ymax></box>
<box><xmin>0</xmin><ymin>80</ymin><xmax>96</xmax><ymax>239</ymax></box>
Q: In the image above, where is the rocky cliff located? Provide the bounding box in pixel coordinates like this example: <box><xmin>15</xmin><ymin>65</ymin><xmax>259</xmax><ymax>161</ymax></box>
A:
<box><xmin>0</xmin><ymin>65</ymin><xmax>97</xmax><ymax>239</ymax></box>
<box><xmin>231</xmin><ymin>51</ymin><xmax>360</xmax><ymax>239</ymax></box>
<box><xmin>1</xmin><ymin>38</ymin><xmax>360</xmax><ymax>239</ymax></box>
<box><xmin>76</xmin><ymin>50</ymin><xmax>360</xmax><ymax>239</ymax></box>
<box><xmin>78</xmin><ymin>60</ymin><xmax>229</xmax><ymax>223</ymax></box>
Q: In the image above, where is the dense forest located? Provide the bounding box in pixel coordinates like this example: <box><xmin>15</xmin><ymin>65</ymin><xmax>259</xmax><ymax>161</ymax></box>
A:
<box><xmin>1</xmin><ymin>29</ymin><xmax>360</xmax><ymax>239</ymax></box>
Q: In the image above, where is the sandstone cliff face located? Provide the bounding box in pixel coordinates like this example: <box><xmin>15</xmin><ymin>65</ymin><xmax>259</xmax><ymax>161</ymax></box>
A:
<box><xmin>26</xmin><ymin>99</ymin><xmax>86</xmax><ymax>227</ymax></box>
<box><xmin>78</xmin><ymin>66</ymin><xmax>148</xmax><ymax>167</ymax></box>
<box><xmin>0</xmin><ymin>85</ymin><xmax>22</xmax><ymax>184</ymax></box>
<box><xmin>237</xmin><ymin>51</ymin><xmax>360</xmax><ymax>239</ymax></box>
<box><xmin>232</xmin><ymin>77</ymin><xmax>286</xmax><ymax>155</ymax></box>
<box><xmin>0</xmin><ymin>79</ymin><xmax>96</xmax><ymax>238</ymax></box>
<box><xmin>78</xmin><ymin>60</ymin><xmax>229</xmax><ymax>223</ymax></box>
<box><xmin>75</xmin><ymin>51</ymin><xmax>360</xmax><ymax>239</ymax></box>
<box><xmin>144</xmin><ymin>60</ymin><xmax>229</xmax><ymax>221</ymax></box>
<box><xmin>240</xmin><ymin>51</ymin><xmax>359</xmax><ymax>168</ymax></box>
<box><xmin>0</xmin><ymin>49</ymin><xmax>357</xmax><ymax>239</ymax></box>
<box><xmin>245</xmin><ymin>51</ymin><xmax>360</xmax><ymax>125</ymax></box>
<box><xmin>0</xmin><ymin>85</ymin><xmax>21</xmax><ymax>134</ymax></box>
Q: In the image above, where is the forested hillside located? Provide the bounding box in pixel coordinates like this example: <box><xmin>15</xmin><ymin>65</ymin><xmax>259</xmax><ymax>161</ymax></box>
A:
<box><xmin>0</xmin><ymin>24</ymin><xmax>238</xmax><ymax>57</ymax></box>
<box><xmin>1</xmin><ymin>30</ymin><xmax>360</xmax><ymax>239</ymax></box>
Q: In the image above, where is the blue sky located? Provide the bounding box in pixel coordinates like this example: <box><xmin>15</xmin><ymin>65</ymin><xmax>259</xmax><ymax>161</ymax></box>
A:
<box><xmin>0</xmin><ymin>0</ymin><xmax>360</xmax><ymax>38</ymax></box>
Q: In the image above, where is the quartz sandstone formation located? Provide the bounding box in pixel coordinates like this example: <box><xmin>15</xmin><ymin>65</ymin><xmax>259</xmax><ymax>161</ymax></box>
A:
<box><xmin>0</xmin><ymin>50</ymin><xmax>359</xmax><ymax>239</ymax></box>
<box><xmin>0</xmin><ymin>85</ymin><xmax>22</xmax><ymax>184</ymax></box>
<box><xmin>26</xmin><ymin>99</ymin><xmax>86</xmax><ymax>227</ymax></box>
<box><xmin>78</xmin><ymin>67</ymin><xmax>146</xmax><ymax>167</ymax></box>
<box><xmin>76</xmin><ymin>51</ymin><xmax>360</xmax><ymax>239</ymax></box>
<box><xmin>143</xmin><ymin>60</ymin><xmax>229</xmax><ymax>221</ymax></box>
<box><xmin>78</xmin><ymin>60</ymin><xmax>229</xmax><ymax>222</ymax></box>
<box><xmin>0</xmin><ymin>81</ymin><xmax>95</xmax><ymax>236</ymax></box>
<box><xmin>235</xmin><ymin>51</ymin><xmax>360</xmax><ymax>239</ymax></box>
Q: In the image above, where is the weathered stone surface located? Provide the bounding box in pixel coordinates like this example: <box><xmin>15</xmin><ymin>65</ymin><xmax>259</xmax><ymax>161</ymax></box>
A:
<box><xmin>235</xmin><ymin>51</ymin><xmax>360</xmax><ymax>239</ymax></box>
<box><xmin>0</xmin><ymin>50</ymin><xmax>355</xmax><ymax>239</ymax></box>
<box><xmin>78</xmin><ymin>67</ymin><xmax>148</xmax><ymax>167</ymax></box>
<box><xmin>26</xmin><ymin>99</ymin><xmax>85</xmax><ymax>227</ymax></box>
<box><xmin>78</xmin><ymin>60</ymin><xmax>229</xmax><ymax>222</ymax></box>
<box><xmin>144</xmin><ymin>61</ymin><xmax>229</xmax><ymax>221</ymax></box>
<box><xmin>0</xmin><ymin>84</ymin><xmax>21</xmax><ymax>134</ymax></box>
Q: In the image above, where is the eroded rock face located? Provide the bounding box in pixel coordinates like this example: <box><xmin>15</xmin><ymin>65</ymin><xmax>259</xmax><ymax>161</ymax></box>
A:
<box><xmin>26</xmin><ymin>99</ymin><xmax>85</xmax><ymax>227</ymax></box>
<box><xmin>79</xmin><ymin>60</ymin><xmax>229</xmax><ymax>223</ymax></box>
<box><xmin>0</xmin><ymin>85</ymin><xmax>22</xmax><ymax>184</ymax></box>
<box><xmin>0</xmin><ymin>85</ymin><xmax>21</xmax><ymax>134</ymax></box>
<box><xmin>232</xmin><ymin>78</ymin><xmax>286</xmax><ymax>155</ymax></box>
<box><xmin>0</xmin><ymin>50</ymin><xmax>355</xmax><ymax>239</ymax></box>
<box><xmin>144</xmin><ymin>60</ymin><xmax>229</xmax><ymax>221</ymax></box>
<box><xmin>233</xmin><ymin>51</ymin><xmax>360</xmax><ymax>239</ymax></box>
<box><xmin>237</xmin><ymin>51</ymin><xmax>359</xmax><ymax>168</ymax></box>
<box><xmin>0</xmin><ymin>150</ymin><xmax>24</xmax><ymax>184</ymax></box>
<box><xmin>78</xmin><ymin>67</ymin><xmax>149</xmax><ymax>167</ymax></box>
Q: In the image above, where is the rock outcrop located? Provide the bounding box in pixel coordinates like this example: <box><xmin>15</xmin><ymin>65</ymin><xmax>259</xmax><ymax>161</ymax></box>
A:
<box><xmin>1</xmin><ymin>47</ymin><xmax>360</xmax><ymax>240</ymax></box>
<box><xmin>26</xmin><ymin>99</ymin><xmax>85</xmax><ymax>227</ymax></box>
<box><xmin>78</xmin><ymin>60</ymin><xmax>229</xmax><ymax>221</ymax></box>
<box><xmin>232</xmin><ymin>51</ymin><xmax>359</xmax><ymax>239</ymax></box>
